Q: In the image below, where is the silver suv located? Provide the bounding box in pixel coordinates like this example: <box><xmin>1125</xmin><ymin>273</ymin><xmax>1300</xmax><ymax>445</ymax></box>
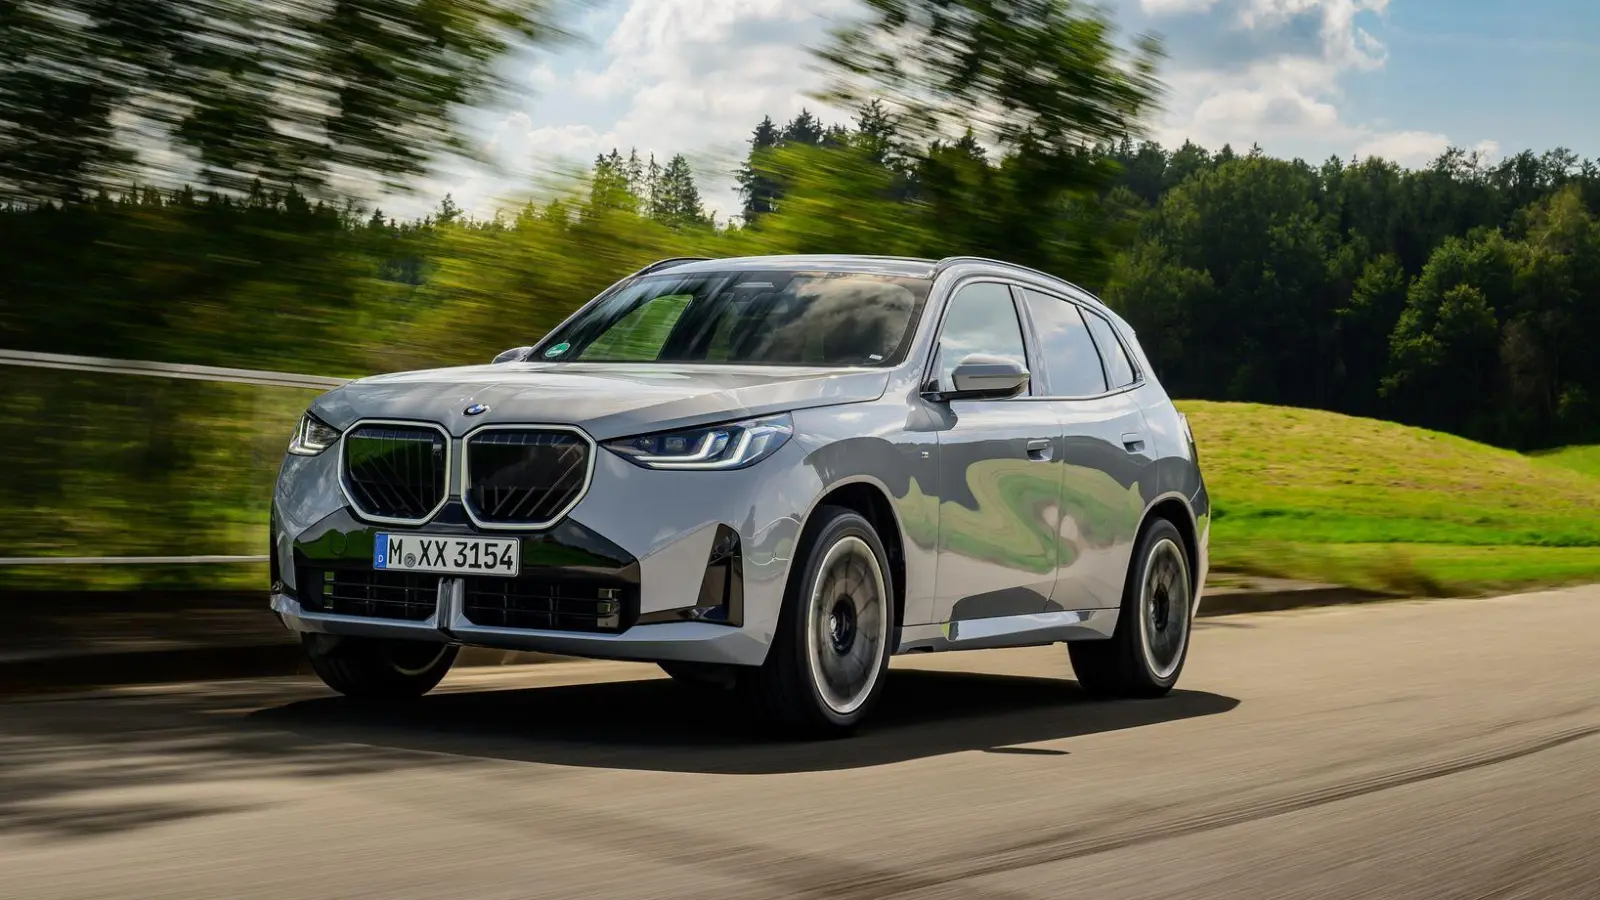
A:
<box><xmin>271</xmin><ymin>254</ymin><xmax>1209</xmax><ymax>736</ymax></box>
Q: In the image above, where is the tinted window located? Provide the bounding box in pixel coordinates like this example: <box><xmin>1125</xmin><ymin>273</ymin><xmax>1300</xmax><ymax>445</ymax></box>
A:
<box><xmin>1084</xmin><ymin>311</ymin><xmax>1137</xmax><ymax>389</ymax></box>
<box><xmin>1020</xmin><ymin>289</ymin><xmax>1108</xmax><ymax>397</ymax></box>
<box><xmin>937</xmin><ymin>282</ymin><xmax>1028</xmax><ymax>391</ymax></box>
<box><xmin>540</xmin><ymin>270</ymin><xmax>932</xmax><ymax>367</ymax></box>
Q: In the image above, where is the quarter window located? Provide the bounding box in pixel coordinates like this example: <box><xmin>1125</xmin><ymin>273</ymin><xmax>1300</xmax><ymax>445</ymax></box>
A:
<box><xmin>936</xmin><ymin>282</ymin><xmax>1028</xmax><ymax>392</ymax></box>
<box><xmin>1084</xmin><ymin>311</ymin><xmax>1137</xmax><ymax>389</ymax></box>
<box><xmin>1020</xmin><ymin>289</ymin><xmax>1108</xmax><ymax>397</ymax></box>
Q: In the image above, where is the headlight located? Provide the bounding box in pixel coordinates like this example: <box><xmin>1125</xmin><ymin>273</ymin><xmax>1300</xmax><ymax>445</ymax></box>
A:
<box><xmin>288</xmin><ymin>411</ymin><xmax>341</xmax><ymax>457</ymax></box>
<box><xmin>605</xmin><ymin>413</ymin><xmax>794</xmax><ymax>470</ymax></box>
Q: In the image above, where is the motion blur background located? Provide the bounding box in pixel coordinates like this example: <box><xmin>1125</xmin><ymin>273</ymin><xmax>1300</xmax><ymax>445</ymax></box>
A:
<box><xmin>3</xmin><ymin>0</ymin><xmax>1599</xmax><ymax>607</ymax></box>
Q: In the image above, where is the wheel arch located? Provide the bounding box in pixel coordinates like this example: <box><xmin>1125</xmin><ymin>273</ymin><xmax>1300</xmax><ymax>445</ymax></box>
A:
<box><xmin>794</xmin><ymin>475</ymin><xmax>909</xmax><ymax>631</ymax></box>
<box><xmin>1137</xmin><ymin>492</ymin><xmax>1202</xmax><ymax>593</ymax></box>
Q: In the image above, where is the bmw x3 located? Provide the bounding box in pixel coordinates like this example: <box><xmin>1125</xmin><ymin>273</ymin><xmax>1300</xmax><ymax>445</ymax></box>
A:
<box><xmin>271</xmin><ymin>254</ymin><xmax>1210</xmax><ymax>736</ymax></box>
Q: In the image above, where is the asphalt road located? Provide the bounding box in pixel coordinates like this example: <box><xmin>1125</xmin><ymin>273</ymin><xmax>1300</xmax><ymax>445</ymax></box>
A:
<box><xmin>2</xmin><ymin>585</ymin><xmax>1597</xmax><ymax>900</ymax></box>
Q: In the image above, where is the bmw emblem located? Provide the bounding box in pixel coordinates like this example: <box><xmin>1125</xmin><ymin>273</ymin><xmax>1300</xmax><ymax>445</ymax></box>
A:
<box><xmin>464</xmin><ymin>403</ymin><xmax>489</xmax><ymax>416</ymax></box>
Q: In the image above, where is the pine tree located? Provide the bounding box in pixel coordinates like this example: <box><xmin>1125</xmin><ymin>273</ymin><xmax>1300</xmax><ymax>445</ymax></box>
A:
<box><xmin>854</xmin><ymin>99</ymin><xmax>901</xmax><ymax>168</ymax></box>
<box><xmin>736</xmin><ymin>116</ymin><xmax>783</xmax><ymax>224</ymax></box>
<box><xmin>645</xmin><ymin>154</ymin><xmax>665</xmax><ymax>220</ymax></box>
<box><xmin>784</xmin><ymin>109</ymin><xmax>825</xmax><ymax>146</ymax></box>
<box><xmin>435</xmin><ymin>193</ymin><xmax>461</xmax><ymax>225</ymax></box>
<box><xmin>656</xmin><ymin>154</ymin><xmax>706</xmax><ymax>229</ymax></box>
<box><xmin>953</xmin><ymin>128</ymin><xmax>986</xmax><ymax>162</ymax></box>
<box><xmin>626</xmin><ymin>149</ymin><xmax>645</xmax><ymax>196</ymax></box>
<box><xmin>589</xmin><ymin>150</ymin><xmax>638</xmax><ymax>214</ymax></box>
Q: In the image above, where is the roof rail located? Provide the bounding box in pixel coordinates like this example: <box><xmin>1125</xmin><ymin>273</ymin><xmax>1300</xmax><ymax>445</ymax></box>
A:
<box><xmin>633</xmin><ymin>256</ymin><xmax>713</xmax><ymax>277</ymax></box>
<box><xmin>934</xmin><ymin>255</ymin><xmax>1100</xmax><ymax>301</ymax></box>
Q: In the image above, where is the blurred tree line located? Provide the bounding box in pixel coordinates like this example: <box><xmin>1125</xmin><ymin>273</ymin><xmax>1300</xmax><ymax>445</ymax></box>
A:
<box><xmin>3</xmin><ymin>0</ymin><xmax>1598</xmax><ymax>460</ymax></box>
<box><xmin>7</xmin><ymin>120</ymin><xmax>1600</xmax><ymax>451</ymax></box>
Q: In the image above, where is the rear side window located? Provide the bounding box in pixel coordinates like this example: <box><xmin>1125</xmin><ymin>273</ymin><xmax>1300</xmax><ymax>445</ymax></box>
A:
<box><xmin>1084</xmin><ymin>311</ymin><xmax>1137</xmax><ymax>389</ymax></box>
<box><xmin>1019</xmin><ymin>289</ymin><xmax>1107</xmax><ymax>397</ymax></box>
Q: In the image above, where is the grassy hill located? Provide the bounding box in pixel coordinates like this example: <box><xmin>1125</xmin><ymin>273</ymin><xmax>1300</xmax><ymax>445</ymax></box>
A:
<box><xmin>1184</xmin><ymin>402</ymin><xmax>1600</xmax><ymax>595</ymax></box>
<box><xmin>1533</xmin><ymin>445</ymin><xmax>1600</xmax><ymax>481</ymax></box>
<box><xmin>4</xmin><ymin>370</ymin><xmax>1598</xmax><ymax>597</ymax></box>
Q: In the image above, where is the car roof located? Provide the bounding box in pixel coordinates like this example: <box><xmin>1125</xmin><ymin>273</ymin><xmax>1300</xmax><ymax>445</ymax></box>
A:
<box><xmin>647</xmin><ymin>254</ymin><xmax>1104</xmax><ymax>302</ymax></box>
<box><xmin>652</xmin><ymin>255</ymin><xmax>940</xmax><ymax>279</ymax></box>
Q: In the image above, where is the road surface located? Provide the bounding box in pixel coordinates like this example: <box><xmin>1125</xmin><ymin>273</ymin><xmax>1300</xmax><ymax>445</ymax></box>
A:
<box><xmin>2</xmin><ymin>586</ymin><xmax>1597</xmax><ymax>899</ymax></box>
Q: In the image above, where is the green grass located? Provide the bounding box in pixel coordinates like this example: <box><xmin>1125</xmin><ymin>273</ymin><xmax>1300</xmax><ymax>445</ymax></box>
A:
<box><xmin>6</xmin><ymin>376</ymin><xmax>1599</xmax><ymax>598</ymax></box>
<box><xmin>1184</xmin><ymin>402</ymin><xmax>1600</xmax><ymax>594</ymax></box>
<box><xmin>1532</xmin><ymin>445</ymin><xmax>1600</xmax><ymax>480</ymax></box>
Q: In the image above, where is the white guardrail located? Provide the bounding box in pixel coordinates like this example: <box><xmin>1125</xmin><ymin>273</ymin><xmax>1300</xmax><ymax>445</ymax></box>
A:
<box><xmin>0</xmin><ymin>348</ymin><xmax>350</xmax><ymax>390</ymax></box>
<box><xmin>1</xmin><ymin>349</ymin><xmax>352</xmax><ymax>567</ymax></box>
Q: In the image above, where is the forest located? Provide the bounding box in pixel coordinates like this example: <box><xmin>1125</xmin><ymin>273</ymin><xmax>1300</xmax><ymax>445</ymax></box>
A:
<box><xmin>5</xmin><ymin>111</ymin><xmax>1599</xmax><ymax>451</ymax></box>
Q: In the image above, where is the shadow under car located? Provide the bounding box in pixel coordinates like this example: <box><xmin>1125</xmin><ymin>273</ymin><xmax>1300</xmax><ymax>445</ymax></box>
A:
<box><xmin>253</xmin><ymin>667</ymin><xmax>1241</xmax><ymax>775</ymax></box>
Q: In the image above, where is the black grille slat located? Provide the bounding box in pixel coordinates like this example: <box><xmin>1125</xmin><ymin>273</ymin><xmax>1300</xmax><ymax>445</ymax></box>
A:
<box><xmin>343</xmin><ymin>424</ymin><xmax>448</xmax><ymax>522</ymax></box>
<box><xmin>466</xmin><ymin>429</ymin><xmax>591</xmax><ymax>527</ymax></box>
<box><xmin>463</xmin><ymin>575</ymin><xmax>632</xmax><ymax>633</ymax></box>
<box><xmin>318</xmin><ymin>569</ymin><xmax>440</xmax><ymax>622</ymax></box>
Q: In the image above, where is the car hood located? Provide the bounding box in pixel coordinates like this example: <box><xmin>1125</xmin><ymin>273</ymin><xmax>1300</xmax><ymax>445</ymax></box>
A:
<box><xmin>310</xmin><ymin>362</ymin><xmax>891</xmax><ymax>441</ymax></box>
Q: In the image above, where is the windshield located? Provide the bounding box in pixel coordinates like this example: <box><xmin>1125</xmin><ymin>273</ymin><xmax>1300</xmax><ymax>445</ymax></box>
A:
<box><xmin>534</xmin><ymin>269</ymin><xmax>933</xmax><ymax>367</ymax></box>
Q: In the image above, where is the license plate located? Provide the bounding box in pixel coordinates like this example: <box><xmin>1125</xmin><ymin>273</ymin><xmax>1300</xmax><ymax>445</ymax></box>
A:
<box><xmin>374</xmin><ymin>533</ymin><xmax>520</xmax><ymax>577</ymax></box>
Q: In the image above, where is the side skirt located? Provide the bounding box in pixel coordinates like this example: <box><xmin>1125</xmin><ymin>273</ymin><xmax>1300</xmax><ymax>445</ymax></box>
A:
<box><xmin>894</xmin><ymin>608</ymin><xmax>1120</xmax><ymax>655</ymax></box>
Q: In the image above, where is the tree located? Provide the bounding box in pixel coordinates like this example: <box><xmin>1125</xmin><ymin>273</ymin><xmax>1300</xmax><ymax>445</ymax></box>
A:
<box><xmin>783</xmin><ymin>110</ymin><xmax>826</xmax><ymax>146</ymax></box>
<box><xmin>1383</xmin><ymin>234</ymin><xmax>1514</xmax><ymax>435</ymax></box>
<box><xmin>736</xmin><ymin>117</ymin><xmax>784</xmax><ymax>224</ymax></box>
<box><xmin>654</xmin><ymin>155</ymin><xmax>706</xmax><ymax>229</ymax></box>
<box><xmin>811</xmin><ymin>0</ymin><xmax>1165</xmax><ymax>282</ymax></box>
<box><xmin>815</xmin><ymin>0</ymin><xmax>1164</xmax><ymax>156</ymax></box>
<box><xmin>589</xmin><ymin>150</ymin><xmax>639</xmax><ymax>215</ymax></box>
<box><xmin>0</xmin><ymin>0</ymin><xmax>567</xmax><ymax>202</ymax></box>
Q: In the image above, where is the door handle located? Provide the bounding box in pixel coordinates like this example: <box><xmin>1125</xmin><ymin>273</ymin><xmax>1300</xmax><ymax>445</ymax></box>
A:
<box><xmin>1026</xmin><ymin>438</ymin><xmax>1054</xmax><ymax>462</ymax></box>
<box><xmin>1121</xmin><ymin>432</ymin><xmax>1146</xmax><ymax>453</ymax></box>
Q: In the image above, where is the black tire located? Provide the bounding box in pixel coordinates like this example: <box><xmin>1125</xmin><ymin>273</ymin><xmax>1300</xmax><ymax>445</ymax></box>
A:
<box><xmin>658</xmin><ymin>660</ymin><xmax>738</xmax><ymax>691</ymax></box>
<box><xmin>741</xmin><ymin>506</ymin><xmax>895</xmax><ymax>737</ymax></box>
<box><xmin>302</xmin><ymin>634</ymin><xmax>458</xmax><ymax>701</ymax></box>
<box><xmin>1069</xmin><ymin>517</ymin><xmax>1194</xmax><ymax>698</ymax></box>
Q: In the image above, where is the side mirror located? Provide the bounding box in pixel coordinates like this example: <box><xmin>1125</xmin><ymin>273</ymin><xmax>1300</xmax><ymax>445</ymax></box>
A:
<box><xmin>493</xmin><ymin>346</ymin><xmax>534</xmax><ymax>364</ymax></box>
<box><xmin>940</xmin><ymin>353</ymin><xmax>1030</xmax><ymax>401</ymax></box>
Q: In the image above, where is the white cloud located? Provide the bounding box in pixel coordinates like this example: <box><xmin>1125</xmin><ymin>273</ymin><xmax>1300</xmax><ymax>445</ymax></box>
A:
<box><xmin>534</xmin><ymin>0</ymin><xmax>858</xmax><ymax>219</ymax></box>
<box><xmin>1353</xmin><ymin>130</ymin><xmax>1449</xmax><ymax>167</ymax></box>
<box><xmin>1350</xmin><ymin>131</ymin><xmax>1502</xmax><ymax>169</ymax></box>
<box><xmin>414</xmin><ymin>0</ymin><xmax>1507</xmax><ymax>220</ymax></box>
<box><xmin>1141</xmin><ymin>0</ymin><xmax>1224</xmax><ymax>13</ymax></box>
<box><xmin>1139</xmin><ymin>0</ymin><xmax>1500</xmax><ymax>170</ymax></box>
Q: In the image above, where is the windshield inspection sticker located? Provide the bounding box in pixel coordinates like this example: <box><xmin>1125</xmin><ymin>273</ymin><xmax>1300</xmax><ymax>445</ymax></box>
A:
<box><xmin>544</xmin><ymin>342</ymin><xmax>570</xmax><ymax>358</ymax></box>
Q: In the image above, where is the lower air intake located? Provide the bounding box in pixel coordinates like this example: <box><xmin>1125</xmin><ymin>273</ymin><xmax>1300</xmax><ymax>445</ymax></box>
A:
<box><xmin>298</xmin><ymin>567</ymin><xmax>441</xmax><ymax>622</ymax></box>
<box><xmin>462</xmin><ymin>575</ymin><xmax>635</xmax><ymax>633</ymax></box>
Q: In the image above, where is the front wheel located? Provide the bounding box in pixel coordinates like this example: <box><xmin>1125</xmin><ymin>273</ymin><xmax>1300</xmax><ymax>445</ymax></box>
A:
<box><xmin>1069</xmin><ymin>517</ymin><xmax>1194</xmax><ymax>698</ymax></box>
<box><xmin>742</xmin><ymin>506</ymin><xmax>895</xmax><ymax>737</ymax></box>
<box><xmin>303</xmin><ymin>634</ymin><xmax>458</xmax><ymax>701</ymax></box>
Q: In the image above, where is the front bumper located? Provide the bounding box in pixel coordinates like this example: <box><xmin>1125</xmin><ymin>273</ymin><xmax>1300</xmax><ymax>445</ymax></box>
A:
<box><xmin>271</xmin><ymin>588</ymin><xmax>770</xmax><ymax>666</ymax></box>
<box><xmin>271</xmin><ymin>436</ymin><xmax>819</xmax><ymax>668</ymax></box>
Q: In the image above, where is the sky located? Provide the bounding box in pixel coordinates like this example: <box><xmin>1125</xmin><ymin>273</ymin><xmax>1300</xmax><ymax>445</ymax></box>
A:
<box><xmin>398</xmin><ymin>0</ymin><xmax>1600</xmax><ymax>223</ymax></box>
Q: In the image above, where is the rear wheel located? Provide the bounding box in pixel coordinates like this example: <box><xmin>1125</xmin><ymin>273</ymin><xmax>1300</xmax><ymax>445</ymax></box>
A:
<box><xmin>1069</xmin><ymin>517</ymin><xmax>1193</xmax><ymax>698</ymax></box>
<box><xmin>742</xmin><ymin>507</ymin><xmax>894</xmax><ymax>736</ymax></box>
<box><xmin>303</xmin><ymin>634</ymin><xmax>457</xmax><ymax>701</ymax></box>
